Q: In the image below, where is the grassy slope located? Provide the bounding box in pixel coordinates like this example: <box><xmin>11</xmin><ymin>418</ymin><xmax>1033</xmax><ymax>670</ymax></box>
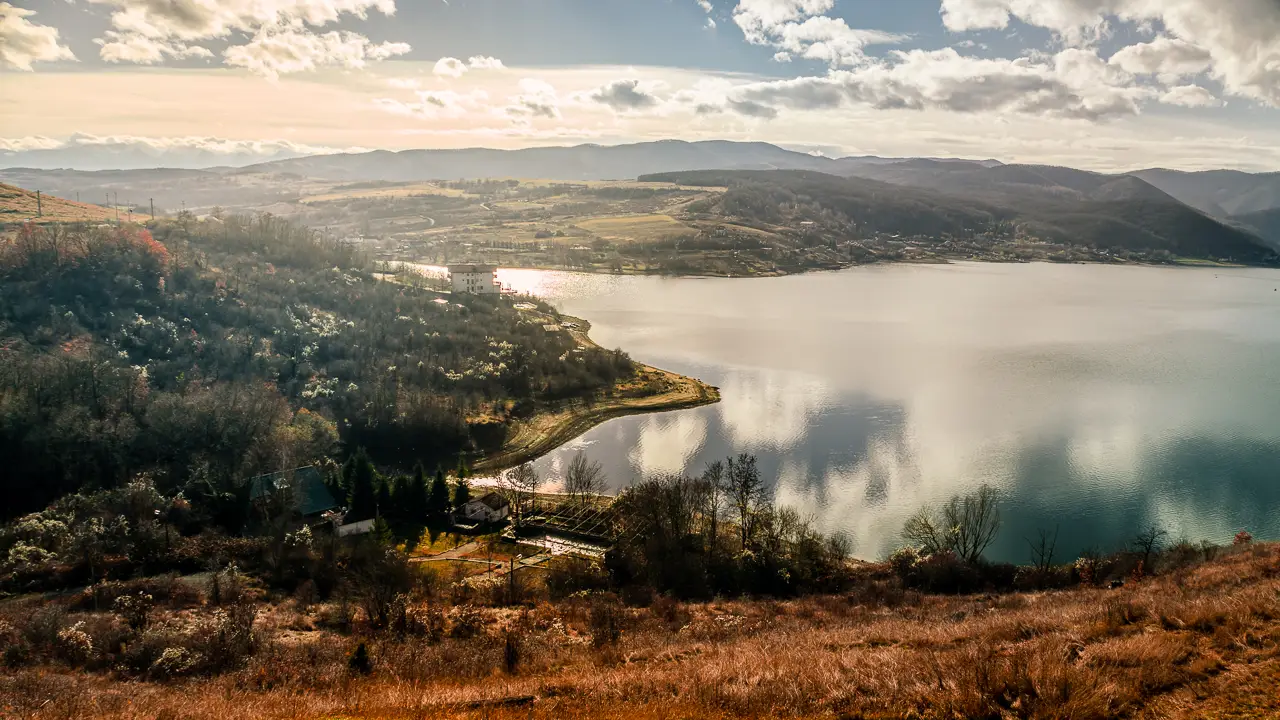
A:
<box><xmin>0</xmin><ymin>183</ymin><xmax>149</xmax><ymax>224</ymax></box>
<box><xmin>3</xmin><ymin>543</ymin><xmax>1277</xmax><ymax>719</ymax></box>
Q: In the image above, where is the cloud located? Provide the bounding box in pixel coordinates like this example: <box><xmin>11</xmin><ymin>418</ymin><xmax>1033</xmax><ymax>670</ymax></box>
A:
<box><xmin>505</xmin><ymin>79</ymin><xmax>561</xmax><ymax>120</ymax></box>
<box><xmin>733</xmin><ymin>47</ymin><xmax>1147</xmax><ymax>121</ymax></box>
<box><xmin>86</xmin><ymin>0</ymin><xmax>398</xmax><ymax>41</ymax></box>
<box><xmin>1108</xmin><ymin>36</ymin><xmax>1212</xmax><ymax>83</ymax></box>
<box><xmin>0</xmin><ymin>2</ymin><xmax>76</xmax><ymax>71</ymax></box>
<box><xmin>589</xmin><ymin>79</ymin><xmax>661</xmax><ymax>111</ymax></box>
<box><xmin>696</xmin><ymin>0</ymin><xmax>714</xmax><ymax>12</ymax></box>
<box><xmin>0</xmin><ymin>136</ymin><xmax>64</xmax><ymax>152</ymax></box>
<box><xmin>224</xmin><ymin>27</ymin><xmax>409</xmax><ymax>80</ymax></box>
<box><xmin>433</xmin><ymin>55</ymin><xmax>506</xmax><ymax>77</ymax></box>
<box><xmin>86</xmin><ymin>0</ymin><xmax>408</xmax><ymax>74</ymax></box>
<box><xmin>1159</xmin><ymin>84</ymin><xmax>1223</xmax><ymax>108</ymax></box>
<box><xmin>727</xmin><ymin>98</ymin><xmax>779</xmax><ymax>119</ymax></box>
<box><xmin>97</xmin><ymin>31</ymin><xmax>214</xmax><ymax>64</ymax></box>
<box><xmin>0</xmin><ymin>133</ymin><xmax>359</xmax><ymax>167</ymax></box>
<box><xmin>467</xmin><ymin>55</ymin><xmax>505</xmax><ymax>70</ymax></box>
<box><xmin>938</xmin><ymin>0</ymin><xmax>1280</xmax><ymax>106</ymax></box>
<box><xmin>374</xmin><ymin>89</ymin><xmax>490</xmax><ymax>118</ymax></box>
<box><xmin>732</xmin><ymin>0</ymin><xmax>906</xmax><ymax>67</ymax></box>
<box><xmin>433</xmin><ymin>57</ymin><xmax>467</xmax><ymax>77</ymax></box>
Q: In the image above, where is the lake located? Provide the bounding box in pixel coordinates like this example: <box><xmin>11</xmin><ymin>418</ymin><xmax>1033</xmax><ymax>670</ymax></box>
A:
<box><xmin>493</xmin><ymin>262</ymin><xmax>1280</xmax><ymax>563</ymax></box>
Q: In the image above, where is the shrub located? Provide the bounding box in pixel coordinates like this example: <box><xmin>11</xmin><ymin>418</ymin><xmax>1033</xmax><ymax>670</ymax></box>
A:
<box><xmin>55</xmin><ymin>622</ymin><xmax>95</xmax><ymax>665</ymax></box>
<box><xmin>449</xmin><ymin>605</ymin><xmax>485</xmax><ymax>639</ymax></box>
<box><xmin>1234</xmin><ymin>530</ymin><xmax>1253</xmax><ymax>546</ymax></box>
<box><xmin>589</xmin><ymin>595</ymin><xmax>624</xmax><ymax>648</ymax></box>
<box><xmin>149</xmin><ymin>647</ymin><xmax>201</xmax><ymax>679</ymax></box>
<box><xmin>347</xmin><ymin>642</ymin><xmax>372</xmax><ymax>675</ymax></box>
<box><xmin>113</xmin><ymin>592</ymin><xmax>154</xmax><ymax>631</ymax></box>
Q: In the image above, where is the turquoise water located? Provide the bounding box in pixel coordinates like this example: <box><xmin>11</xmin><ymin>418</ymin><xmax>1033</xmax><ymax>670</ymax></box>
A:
<box><xmin>493</xmin><ymin>262</ymin><xmax>1280</xmax><ymax>562</ymax></box>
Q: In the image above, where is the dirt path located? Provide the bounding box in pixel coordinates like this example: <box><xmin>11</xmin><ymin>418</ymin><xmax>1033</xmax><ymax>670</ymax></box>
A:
<box><xmin>474</xmin><ymin>317</ymin><xmax>718</xmax><ymax>473</ymax></box>
<box><xmin>410</xmin><ymin>540</ymin><xmax>481</xmax><ymax>563</ymax></box>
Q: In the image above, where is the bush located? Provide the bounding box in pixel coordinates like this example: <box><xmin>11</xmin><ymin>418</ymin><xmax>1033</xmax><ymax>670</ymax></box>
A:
<box><xmin>113</xmin><ymin>592</ymin><xmax>154</xmax><ymax>631</ymax></box>
<box><xmin>589</xmin><ymin>595</ymin><xmax>624</xmax><ymax>648</ymax></box>
<box><xmin>347</xmin><ymin>642</ymin><xmax>373</xmax><ymax>675</ymax></box>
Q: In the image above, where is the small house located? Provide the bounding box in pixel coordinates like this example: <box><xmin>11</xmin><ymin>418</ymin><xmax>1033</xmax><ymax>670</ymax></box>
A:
<box><xmin>247</xmin><ymin>466</ymin><xmax>337</xmax><ymax>524</ymax></box>
<box><xmin>461</xmin><ymin>492</ymin><xmax>511</xmax><ymax>523</ymax></box>
<box><xmin>448</xmin><ymin>264</ymin><xmax>500</xmax><ymax>295</ymax></box>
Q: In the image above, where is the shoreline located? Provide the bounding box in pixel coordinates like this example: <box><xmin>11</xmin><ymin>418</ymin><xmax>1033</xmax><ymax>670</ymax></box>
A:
<box><xmin>472</xmin><ymin>315</ymin><xmax>720</xmax><ymax>473</ymax></box>
<box><xmin>401</xmin><ymin>255</ymin><xmax>1261</xmax><ymax>284</ymax></box>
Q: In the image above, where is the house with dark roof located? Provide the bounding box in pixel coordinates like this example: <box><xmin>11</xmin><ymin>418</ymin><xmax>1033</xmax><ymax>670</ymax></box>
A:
<box><xmin>247</xmin><ymin>466</ymin><xmax>338</xmax><ymax>524</ymax></box>
<box><xmin>460</xmin><ymin>492</ymin><xmax>511</xmax><ymax>523</ymax></box>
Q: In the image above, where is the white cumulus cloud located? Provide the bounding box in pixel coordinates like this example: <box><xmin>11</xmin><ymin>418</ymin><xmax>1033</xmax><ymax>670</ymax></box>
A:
<box><xmin>0</xmin><ymin>2</ymin><xmax>75</xmax><ymax>71</ymax></box>
<box><xmin>225</xmin><ymin>27</ymin><xmax>409</xmax><ymax>80</ymax></box>
<box><xmin>938</xmin><ymin>0</ymin><xmax>1280</xmax><ymax>106</ymax></box>
<box><xmin>1159</xmin><ymin>84</ymin><xmax>1222</xmax><ymax>108</ymax></box>
<box><xmin>97</xmin><ymin>31</ymin><xmax>214</xmax><ymax>64</ymax></box>
<box><xmin>86</xmin><ymin>0</ymin><xmax>408</xmax><ymax>76</ymax></box>
<box><xmin>733</xmin><ymin>0</ymin><xmax>905</xmax><ymax>66</ymax></box>
<box><xmin>732</xmin><ymin>47</ymin><xmax>1148</xmax><ymax>121</ymax></box>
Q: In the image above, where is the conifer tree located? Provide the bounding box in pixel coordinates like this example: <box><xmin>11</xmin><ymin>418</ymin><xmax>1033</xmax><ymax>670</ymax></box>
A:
<box><xmin>346</xmin><ymin>447</ymin><xmax>378</xmax><ymax>521</ymax></box>
<box><xmin>428</xmin><ymin>466</ymin><xmax>451</xmax><ymax>518</ymax></box>
<box><xmin>407</xmin><ymin>463</ymin><xmax>430</xmax><ymax>522</ymax></box>
<box><xmin>453</xmin><ymin>475</ymin><xmax>472</xmax><ymax>510</ymax></box>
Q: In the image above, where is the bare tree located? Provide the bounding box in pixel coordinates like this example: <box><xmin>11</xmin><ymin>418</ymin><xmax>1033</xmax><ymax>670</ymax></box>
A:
<box><xmin>1026</xmin><ymin>526</ymin><xmax>1059</xmax><ymax>573</ymax></box>
<box><xmin>700</xmin><ymin>460</ymin><xmax>726</xmax><ymax>556</ymax></box>
<box><xmin>501</xmin><ymin>463</ymin><xmax>541</xmax><ymax>526</ymax></box>
<box><xmin>902</xmin><ymin>484</ymin><xmax>1002</xmax><ymax>564</ymax></box>
<box><xmin>726</xmin><ymin>454</ymin><xmax>765</xmax><ymax>551</ymax></box>
<box><xmin>1131</xmin><ymin>524</ymin><xmax>1169</xmax><ymax>574</ymax></box>
<box><xmin>564</xmin><ymin>452</ymin><xmax>607</xmax><ymax>505</ymax></box>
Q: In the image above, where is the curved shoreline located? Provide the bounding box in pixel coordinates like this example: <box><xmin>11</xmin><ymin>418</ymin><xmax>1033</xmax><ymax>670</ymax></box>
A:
<box><xmin>472</xmin><ymin>316</ymin><xmax>720</xmax><ymax>473</ymax></box>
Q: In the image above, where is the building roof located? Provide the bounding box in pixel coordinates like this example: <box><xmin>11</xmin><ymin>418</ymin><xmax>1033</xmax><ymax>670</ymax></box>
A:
<box><xmin>448</xmin><ymin>264</ymin><xmax>498</xmax><ymax>274</ymax></box>
<box><xmin>474</xmin><ymin>492</ymin><xmax>510</xmax><ymax>511</ymax></box>
<box><xmin>247</xmin><ymin>466</ymin><xmax>337</xmax><ymax>517</ymax></box>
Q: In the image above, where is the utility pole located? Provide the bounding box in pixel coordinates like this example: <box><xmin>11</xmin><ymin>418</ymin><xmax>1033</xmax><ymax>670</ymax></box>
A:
<box><xmin>114</xmin><ymin>192</ymin><xmax>119</xmax><ymax>225</ymax></box>
<box><xmin>36</xmin><ymin>190</ymin><xmax>41</xmax><ymax>217</ymax></box>
<box><xmin>150</xmin><ymin>198</ymin><xmax>155</xmax><ymax>220</ymax></box>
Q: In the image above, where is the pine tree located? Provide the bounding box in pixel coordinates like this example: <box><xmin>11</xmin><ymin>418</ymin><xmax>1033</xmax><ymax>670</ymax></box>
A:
<box><xmin>428</xmin><ymin>466</ymin><xmax>451</xmax><ymax>518</ymax></box>
<box><xmin>407</xmin><ymin>463</ymin><xmax>430</xmax><ymax>522</ymax></box>
<box><xmin>453</xmin><ymin>475</ymin><xmax>472</xmax><ymax>510</ymax></box>
<box><xmin>376</xmin><ymin>478</ymin><xmax>393</xmax><ymax>523</ymax></box>
<box><xmin>346</xmin><ymin>447</ymin><xmax>378</xmax><ymax>521</ymax></box>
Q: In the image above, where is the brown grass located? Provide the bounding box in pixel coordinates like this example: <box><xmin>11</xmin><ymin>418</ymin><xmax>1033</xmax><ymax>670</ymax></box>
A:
<box><xmin>574</xmin><ymin>213</ymin><xmax>697</xmax><ymax>243</ymax></box>
<box><xmin>0</xmin><ymin>183</ymin><xmax>146</xmax><ymax>225</ymax></box>
<box><xmin>3</xmin><ymin>543</ymin><xmax>1278</xmax><ymax>720</ymax></box>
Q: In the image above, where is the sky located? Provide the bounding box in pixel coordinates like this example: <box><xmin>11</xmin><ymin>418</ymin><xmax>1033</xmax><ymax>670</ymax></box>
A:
<box><xmin>2</xmin><ymin>0</ymin><xmax>1280</xmax><ymax>171</ymax></box>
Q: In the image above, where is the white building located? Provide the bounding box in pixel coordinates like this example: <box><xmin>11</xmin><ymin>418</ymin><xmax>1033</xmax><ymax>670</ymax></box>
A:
<box><xmin>460</xmin><ymin>492</ymin><xmax>511</xmax><ymax>523</ymax></box>
<box><xmin>448</xmin><ymin>264</ymin><xmax>501</xmax><ymax>295</ymax></box>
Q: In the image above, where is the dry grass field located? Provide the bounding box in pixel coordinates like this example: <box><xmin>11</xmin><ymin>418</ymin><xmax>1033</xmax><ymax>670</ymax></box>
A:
<box><xmin>573</xmin><ymin>213</ymin><xmax>697</xmax><ymax>243</ymax></box>
<box><xmin>0</xmin><ymin>183</ymin><xmax>143</xmax><ymax>224</ymax></box>
<box><xmin>3</xmin><ymin>542</ymin><xmax>1278</xmax><ymax>720</ymax></box>
<box><xmin>300</xmin><ymin>183</ymin><xmax>467</xmax><ymax>204</ymax></box>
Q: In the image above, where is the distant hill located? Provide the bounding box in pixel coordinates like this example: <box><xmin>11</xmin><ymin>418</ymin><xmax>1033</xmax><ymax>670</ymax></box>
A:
<box><xmin>643</xmin><ymin>169</ymin><xmax>1008</xmax><ymax>238</ymax></box>
<box><xmin>235</xmin><ymin>140</ymin><xmax>845</xmax><ymax>182</ymax></box>
<box><xmin>1130</xmin><ymin>169</ymin><xmax>1280</xmax><ymax>216</ymax></box>
<box><xmin>645</xmin><ymin>169</ymin><xmax>1275</xmax><ymax>262</ymax></box>
<box><xmin>0</xmin><ymin>183</ymin><xmax>129</xmax><ymax>224</ymax></box>
<box><xmin>1233</xmin><ymin>207</ymin><xmax>1280</xmax><ymax>247</ymax></box>
<box><xmin>833</xmin><ymin>160</ymin><xmax>1180</xmax><ymax>206</ymax></box>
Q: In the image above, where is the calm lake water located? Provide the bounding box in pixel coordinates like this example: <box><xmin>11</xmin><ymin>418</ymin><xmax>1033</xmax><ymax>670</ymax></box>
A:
<box><xmin>491</xmin><ymin>262</ymin><xmax>1280</xmax><ymax>562</ymax></box>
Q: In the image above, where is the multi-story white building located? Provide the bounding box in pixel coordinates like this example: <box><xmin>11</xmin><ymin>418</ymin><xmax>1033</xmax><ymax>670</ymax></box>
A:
<box><xmin>448</xmin><ymin>264</ymin><xmax>500</xmax><ymax>294</ymax></box>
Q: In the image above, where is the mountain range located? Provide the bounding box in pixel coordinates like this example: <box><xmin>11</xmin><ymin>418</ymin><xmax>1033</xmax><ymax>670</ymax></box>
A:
<box><xmin>3</xmin><ymin>139</ymin><xmax>1278</xmax><ymax>252</ymax></box>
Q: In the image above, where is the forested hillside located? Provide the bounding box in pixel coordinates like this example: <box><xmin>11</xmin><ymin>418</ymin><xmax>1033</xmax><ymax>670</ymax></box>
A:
<box><xmin>647</xmin><ymin>169</ymin><xmax>1276</xmax><ymax>263</ymax></box>
<box><xmin>0</xmin><ymin>215</ymin><xmax>633</xmax><ymax>519</ymax></box>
